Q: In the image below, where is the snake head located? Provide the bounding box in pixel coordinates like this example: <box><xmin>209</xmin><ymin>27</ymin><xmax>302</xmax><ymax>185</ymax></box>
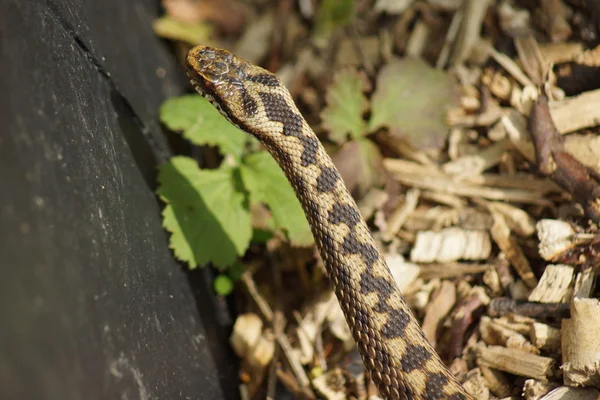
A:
<box><xmin>186</xmin><ymin>46</ymin><xmax>267</xmax><ymax>130</ymax></box>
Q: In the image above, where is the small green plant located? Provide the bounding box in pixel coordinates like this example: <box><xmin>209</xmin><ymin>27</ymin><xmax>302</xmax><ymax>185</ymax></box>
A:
<box><xmin>157</xmin><ymin>95</ymin><xmax>313</xmax><ymax>295</ymax></box>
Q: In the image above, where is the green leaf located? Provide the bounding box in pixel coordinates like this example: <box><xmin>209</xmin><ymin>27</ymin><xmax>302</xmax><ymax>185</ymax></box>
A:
<box><xmin>320</xmin><ymin>68</ymin><xmax>371</xmax><ymax>144</ymax></box>
<box><xmin>313</xmin><ymin>0</ymin><xmax>355</xmax><ymax>46</ymax></box>
<box><xmin>368</xmin><ymin>57</ymin><xmax>459</xmax><ymax>149</ymax></box>
<box><xmin>227</xmin><ymin>262</ymin><xmax>246</xmax><ymax>281</ymax></box>
<box><xmin>240</xmin><ymin>152</ymin><xmax>314</xmax><ymax>247</ymax></box>
<box><xmin>157</xmin><ymin>156</ymin><xmax>252</xmax><ymax>269</ymax></box>
<box><xmin>213</xmin><ymin>275</ymin><xmax>234</xmax><ymax>296</ymax></box>
<box><xmin>159</xmin><ymin>95</ymin><xmax>249</xmax><ymax>159</ymax></box>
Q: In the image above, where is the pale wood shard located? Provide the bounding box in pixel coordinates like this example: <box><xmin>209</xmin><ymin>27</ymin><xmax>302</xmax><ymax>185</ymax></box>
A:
<box><xmin>295</xmin><ymin>291</ymin><xmax>341</xmax><ymax>365</ymax></box>
<box><xmin>564</xmin><ymin>133</ymin><xmax>600</xmax><ymax>173</ymax></box>
<box><xmin>561</xmin><ymin>297</ymin><xmax>600</xmax><ymax>387</ymax></box>
<box><xmin>548</xmin><ymin>88</ymin><xmax>600</xmax><ymax>134</ymax></box>
<box><xmin>528</xmin><ymin>264</ymin><xmax>574</xmax><ymax>303</ymax></box>
<box><xmin>523</xmin><ymin>379</ymin><xmax>561</xmax><ymax>400</ymax></box>
<box><xmin>538</xmin><ymin>42</ymin><xmax>584</xmax><ymax>64</ymax></box>
<box><xmin>231</xmin><ymin>313</ymin><xmax>264</xmax><ymax>358</ymax></box>
<box><xmin>487</xmin><ymin>42</ymin><xmax>535</xmax><ymax>87</ymax></box>
<box><xmin>476</xmin><ymin>345</ymin><xmax>556</xmax><ymax>381</ymax></box>
<box><xmin>531</xmin><ymin>322</ymin><xmax>561</xmax><ymax>353</ymax></box>
<box><xmin>487</xmin><ymin>200</ymin><xmax>536</xmax><ymax>237</ymax></box>
<box><xmin>503</xmin><ymin>109</ymin><xmax>537</xmax><ymax>162</ymax></box>
<box><xmin>479</xmin><ymin>316</ymin><xmax>539</xmax><ymax>354</ymax></box>
<box><xmin>540</xmin><ymin>386</ymin><xmax>600</xmax><ymax>400</ymax></box>
<box><xmin>490</xmin><ymin>211</ymin><xmax>538</xmax><ymax>288</ymax></box>
<box><xmin>464</xmin><ymin>172</ymin><xmax>561</xmax><ymax>193</ymax></box>
<box><xmin>449</xmin><ymin>0</ymin><xmax>493</xmax><ymax>65</ymax></box>
<box><xmin>536</xmin><ymin>219</ymin><xmax>577</xmax><ymax>261</ymax></box>
<box><xmin>421</xmin><ymin>280</ymin><xmax>456</xmax><ymax>346</ymax></box>
<box><xmin>386</xmin><ymin>253</ymin><xmax>420</xmax><ymax>292</ymax></box>
<box><xmin>494</xmin><ymin>314</ymin><xmax>537</xmax><ymax>335</ymax></box>
<box><xmin>461</xmin><ymin>368</ymin><xmax>490</xmax><ymax>400</ymax></box>
<box><xmin>384</xmin><ymin>158</ymin><xmax>554</xmax><ymax>205</ymax></box>
<box><xmin>418</xmin><ymin>262</ymin><xmax>491</xmax><ymax>280</ymax></box>
<box><xmin>312</xmin><ymin>370</ymin><xmax>347</xmax><ymax>400</ymax></box>
<box><xmin>357</xmin><ymin>188</ymin><xmax>388</xmax><ymax>220</ymax></box>
<box><xmin>442</xmin><ymin>139</ymin><xmax>509</xmax><ymax>178</ymax></box>
<box><xmin>480</xmin><ymin>365</ymin><xmax>512</xmax><ymax>398</ymax></box>
<box><xmin>248</xmin><ymin>331</ymin><xmax>276</xmax><ymax>369</ymax></box>
<box><xmin>573</xmin><ymin>269</ymin><xmax>595</xmax><ymax>298</ymax></box>
<box><xmin>382</xmin><ymin>188</ymin><xmax>420</xmax><ymax>241</ymax></box>
<box><xmin>410</xmin><ymin>227</ymin><xmax>491</xmax><ymax>263</ymax></box>
<box><xmin>514</xmin><ymin>36</ymin><xmax>547</xmax><ymax>86</ymax></box>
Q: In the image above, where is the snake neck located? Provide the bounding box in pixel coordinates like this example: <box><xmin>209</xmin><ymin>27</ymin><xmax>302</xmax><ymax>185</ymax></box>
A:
<box><xmin>258</xmin><ymin>114</ymin><xmax>471</xmax><ymax>399</ymax></box>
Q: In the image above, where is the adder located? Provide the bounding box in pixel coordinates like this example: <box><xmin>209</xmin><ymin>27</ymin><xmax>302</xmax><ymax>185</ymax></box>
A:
<box><xmin>185</xmin><ymin>45</ymin><xmax>473</xmax><ymax>400</ymax></box>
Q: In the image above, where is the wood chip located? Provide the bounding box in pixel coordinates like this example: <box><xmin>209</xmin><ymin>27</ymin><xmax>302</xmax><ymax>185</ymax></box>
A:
<box><xmin>549</xmin><ymin>88</ymin><xmax>600</xmax><ymax>133</ymax></box>
<box><xmin>530</xmin><ymin>322</ymin><xmax>561</xmax><ymax>353</ymax></box>
<box><xmin>480</xmin><ymin>365</ymin><xmax>512</xmax><ymax>398</ymax></box>
<box><xmin>536</xmin><ymin>219</ymin><xmax>577</xmax><ymax>261</ymax></box>
<box><xmin>387</xmin><ymin>253</ymin><xmax>420</xmax><ymax>292</ymax></box>
<box><xmin>561</xmin><ymin>297</ymin><xmax>600</xmax><ymax>387</ymax></box>
<box><xmin>479</xmin><ymin>316</ymin><xmax>539</xmax><ymax>354</ymax></box>
<box><xmin>442</xmin><ymin>140</ymin><xmax>510</xmax><ymax>178</ymax></box>
<box><xmin>528</xmin><ymin>264</ymin><xmax>574</xmax><ymax>303</ymax></box>
<box><xmin>523</xmin><ymin>379</ymin><xmax>560</xmax><ymax>400</ymax></box>
<box><xmin>382</xmin><ymin>188</ymin><xmax>420</xmax><ymax>241</ymax></box>
<box><xmin>418</xmin><ymin>262</ymin><xmax>491</xmax><ymax>280</ymax></box>
<box><xmin>540</xmin><ymin>386</ymin><xmax>600</xmax><ymax>400</ymax></box>
<box><xmin>410</xmin><ymin>227</ymin><xmax>491</xmax><ymax>263</ymax></box>
<box><xmin>231</xmin><ymin>313</ymin><xmax>264</xmax><ymax>359</ymax></box>
<box><xmin>422</xmin><ymin>280</ymin><xmax>456</xmax><ymax>346</ymax></box>
<box><xmin>476</xmin><ymin>345</ymin><xmax>556</xmax><ymax>381</ymax></box>
<box><xmin>490</xmin><ymin>211</ymin><xmax>538</xmax><ymax>288</ymax></box>
<box><xmin>312</xmin><ymin>369</ymin><xmax>346</xmax><ymax>400</ymax></box>
<box><xmin>462</xmin><ymin>368</ymin><xmax>490</xmax><ymax>400</ymax></box>
<box><xmin>384</xmin><ymin>158</ymin><xmax>554</xmax><ymax>205</ymax></box>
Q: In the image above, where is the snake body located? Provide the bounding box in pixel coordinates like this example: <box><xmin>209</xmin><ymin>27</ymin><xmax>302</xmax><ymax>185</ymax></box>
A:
<box><xmin>186</xmin><ymin>46</ymin><xmax>472</xmax><ymax>400</ymax></box>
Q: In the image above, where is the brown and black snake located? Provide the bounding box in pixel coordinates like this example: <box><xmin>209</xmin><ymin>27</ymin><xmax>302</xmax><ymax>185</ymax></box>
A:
<box><xmin>185</xmin><ymin>45</ymin><xmax>473</xmax><ymax>400</ymax></box>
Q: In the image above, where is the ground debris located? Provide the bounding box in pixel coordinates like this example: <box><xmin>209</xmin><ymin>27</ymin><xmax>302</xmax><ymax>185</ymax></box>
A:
<box><xmin>156</xmin><ymin>0</ymin><xmax>600</xmax><ymax>397</ymax></box>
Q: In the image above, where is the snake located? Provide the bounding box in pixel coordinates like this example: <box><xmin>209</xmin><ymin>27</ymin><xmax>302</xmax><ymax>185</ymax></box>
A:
<box><xmin>185</xmin><ymin>45</ymin><xmax>473</xmax><ymax>400</ymax></box>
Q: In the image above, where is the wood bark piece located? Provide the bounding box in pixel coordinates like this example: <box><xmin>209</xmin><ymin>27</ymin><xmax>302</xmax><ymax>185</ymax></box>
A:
<box><xmin>476</xmin><ymin>345</ymin><xmax>556</xmax><ymax>380</ymax></box>
<box><xmin>530</xmin><ymin>95</ymin><xmax>600</xmax><ymax>223</ymax></box>
<box><xmin>561</xmin><ymin>297</ymin><xmax>600</xmax><ymax>387</ymax></box>
<box><xmin>528</xmin><ymin>264</ymin><xmax>574</xmax><ymax>303</ymax></box>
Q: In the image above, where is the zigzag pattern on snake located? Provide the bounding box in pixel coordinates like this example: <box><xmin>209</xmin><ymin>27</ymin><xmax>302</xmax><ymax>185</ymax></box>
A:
<box><xmin>185</xmin><ymin>46</ymin><xmax>473</xmax><ymax>400</ymax></box>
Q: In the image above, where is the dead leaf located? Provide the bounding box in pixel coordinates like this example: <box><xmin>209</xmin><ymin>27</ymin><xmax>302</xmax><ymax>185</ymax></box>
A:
<box><xmin>368</xmin><ymin>57</ymin><xmax>460</xmax><ymax>149</ymax></box>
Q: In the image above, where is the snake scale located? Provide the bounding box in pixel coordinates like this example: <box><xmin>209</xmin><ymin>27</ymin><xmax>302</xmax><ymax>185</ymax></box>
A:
<box><xmin>186</xmin><ymin>46</ymin><xmax>473</xmax><ymax>400</ymax></box>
